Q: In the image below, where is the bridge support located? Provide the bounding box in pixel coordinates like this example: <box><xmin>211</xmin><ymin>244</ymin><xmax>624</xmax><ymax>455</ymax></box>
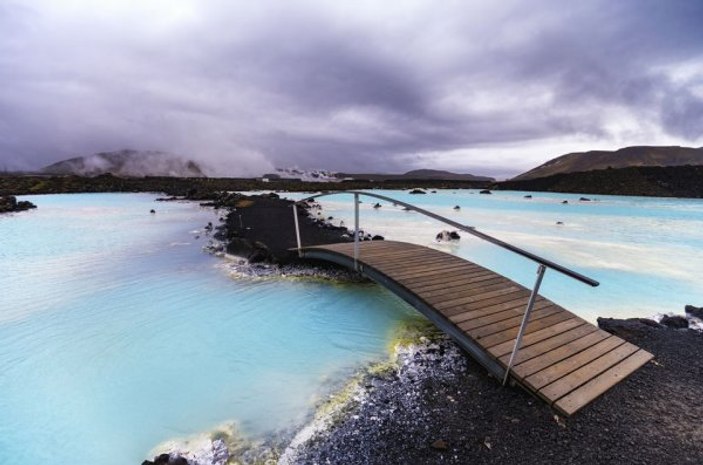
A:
<box><xmin>502</xmin><ymin>264</ymin><xmax>547</xmax><ymax>385</ymax></box>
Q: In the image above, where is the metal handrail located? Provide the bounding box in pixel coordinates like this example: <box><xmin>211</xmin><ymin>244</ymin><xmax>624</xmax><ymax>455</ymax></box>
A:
<box><xmin>295</xmin><ymin>190</ymin><xmax>599</xmax><ymax>287</ymax></box>
<box><xmin>292</xmin><ymin>189</ymin><xmax>600</xmax><ymax>385</ymax></box>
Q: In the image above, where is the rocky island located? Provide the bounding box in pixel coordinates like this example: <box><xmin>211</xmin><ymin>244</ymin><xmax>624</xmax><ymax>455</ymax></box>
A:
<box><xmin>0</xmin><ymin>195</ymin><xmax>36</xmax><ymax>213</ymax></box>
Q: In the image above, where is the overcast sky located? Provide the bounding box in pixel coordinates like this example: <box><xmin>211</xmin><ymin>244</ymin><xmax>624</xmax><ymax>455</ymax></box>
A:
<box><xmin>1</xmin><ymin>0</ymin><xmax>702</xmax><ymax>178</ymax></box>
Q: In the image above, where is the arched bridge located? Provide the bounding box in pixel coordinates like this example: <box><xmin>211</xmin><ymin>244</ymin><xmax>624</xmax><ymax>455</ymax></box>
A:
<box><xmin>291</xmin><ymin>191</ymin><xmax>652</xmax><ymax>416</ymax></box>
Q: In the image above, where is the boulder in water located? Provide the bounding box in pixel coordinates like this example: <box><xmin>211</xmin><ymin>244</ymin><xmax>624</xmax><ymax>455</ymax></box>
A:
<box><xmin>0</xmin><ymin>195</ymin><xmax>37</xmax><ymax>213</ymax></box>
<box><xmin>436</xmin><ymin>230</ymin><xmax>460</xmax><ymax>242</ymax></box>
<box><xmin>685</xmin><ymin>305</ymin><xmax>703</xmax><ymax>320</ymax></box>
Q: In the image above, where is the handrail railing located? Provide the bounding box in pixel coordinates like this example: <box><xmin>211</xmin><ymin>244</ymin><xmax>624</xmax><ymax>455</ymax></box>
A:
<box><xmin>291</xmin><ymin>190</ymin><xmax>600</xmax><ymax>384</ymax></box>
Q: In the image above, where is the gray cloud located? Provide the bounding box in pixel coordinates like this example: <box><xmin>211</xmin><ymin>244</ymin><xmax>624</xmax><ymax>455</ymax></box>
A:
<box><xmin>1</xmin><ymin>0</ymin><xmax>702</xmax><ymax>176</ymax></box>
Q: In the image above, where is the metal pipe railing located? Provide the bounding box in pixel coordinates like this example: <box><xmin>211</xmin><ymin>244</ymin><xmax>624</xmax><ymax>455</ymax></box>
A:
<box><xmin>292</xmin><ymin>190</ymin><xmax>600</xmax><ymax>385</ymax></box>
<box><xmin>296</xmin><ymin>190</ymin><xmax>598</xmax><ymax>287</ymax></box>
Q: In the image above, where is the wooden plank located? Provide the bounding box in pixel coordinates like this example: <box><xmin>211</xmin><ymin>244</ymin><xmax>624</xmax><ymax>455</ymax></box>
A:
<box><xmin>460</xmin><ymin>305</ymin><xmax>559</xmax><ymax>336</ymax></box>
<box><xmin>379</xmin><ymin>257</ymin><xmax>475</xmax><ymax>274</ymax></box>
<box><xmin>320</xmin><ymin>243</ymin><xmax>415</xmax><ymax>257</ymax></box>
<box><xmin>487</xmin><ymin>318</ymin><xmax>585</xmax><ymax>356</ymax></box>
<box><xmin>373</xmin><ymin>255</ymin><xmax>469</xmax><ymax>269</ymax></box>
<box><xmin>554</xmin><ymin>349</ymin><xmax>653</xmax><ymax>415</ymax></box>
<box><xmin>357</xmin><ymin>245</ymin><xmax>451</xmax><ymax>258</ymax></box>
<box><xmin>525</xmin><ymin>336</ymin><xmax>626</xmax><ymax>391</ymax></box>
<box><xmin>372</xmin><ymin>255</ymin><xmax>478</xmax><ymax>273</ymax></box>
<box><xmin>538</xmin><ymin>342</ymin><xmax>639</xmax><ymax>402</ymax></box>
<box><xmin>440</xmin><ymin>292</ymin><xmax>529</xmax><ymax>313</ymax></box>
<box><xmin>416</xmin><ymin>279</ymin><xmax>512</xmax><ymax>300</ymax></box>
<box><xmin>357</xmin><ymin>248</ymin><xmax>449</xmax><ymax>261</ymax></box>
<box><xmin>450</xmin><ymin>300</ymin><xmax>557</xmax><ymax>329</ymax></box>
<box><xmin>399</xmin><ymin>270</ymin><xmax>498</xmax><ymax>288</ymax></box>
<box><xmin>429</xmin><ymin>287</ymin><xmax>529</xmax><ymax>311</ymax></box>
<box><xmin>360</xmin><ymin>250</ymin><xmax>446</xmax><ymax>265</ymax></box>
<box><xmin>395</xmin><ymin>268</ymin><xmax>495</xmax><ymax>286</ymax></box>
<box><xmin>497</xmin><ymin>323</ymin><xmax>598</xmax><ymax>366</ymax></box>
<box><xmin>477</xmin><ymin>311</ymin><xmax>575</xmax><ymax>348</ymax></box>
<box><xmin>509</xmin><ymin>330</ymin><xmax>611</xmax><ymax>380</ymax></box>
<box><xmin>370</xmin><ymin>260</ymin><xmax>467</xmax><ymax>278</ymax></box>
<box><xmin>442</xmin><ymin>294</ymin><xmax>547</xmax><ymax>318</ymax></box>
<box><xmin>465</xmin><ymin>306</ymin><xmax>564</xmax><ymax>338</ymax></box>
<box><xmin>384</xmin><ymin>262</ymin><xmax>479</xmax><ymax>281</ymax></box>
<box><xmin>411</xmin><ymin>275</ymin><xmax>507</xmax><ymax>294</ymax></box>
<box><xmin>429</xmin><ymin>284</ymin><xmax>523</xmax><ymax>308</ymax></box>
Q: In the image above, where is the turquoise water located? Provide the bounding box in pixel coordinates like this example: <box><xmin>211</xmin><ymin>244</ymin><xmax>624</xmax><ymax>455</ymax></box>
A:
<box><xmin>3</xmin><ymin>190</ymin><xmax>702</xmax><ymax>465</ymax></box>
<box><xmin>286</xmin><ymin>189</ymin><xmax>703</xmax><ymax>322</ymax></box>
<box><xmin>0</xmin><ymin>194</ymin><xmax>413</xmax><ymax>465</ymax></box>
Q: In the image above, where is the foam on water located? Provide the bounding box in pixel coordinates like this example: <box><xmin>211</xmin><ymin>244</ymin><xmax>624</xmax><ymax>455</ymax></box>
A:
<box><xmin>0</xmin><ymin>194</ymin><xmax>414</xmax><ymax>465</ymax></box>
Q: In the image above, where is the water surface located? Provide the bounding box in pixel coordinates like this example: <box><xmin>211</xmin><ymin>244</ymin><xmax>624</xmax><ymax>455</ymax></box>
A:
<box><xmin>0</xmin><ymin>193</ymin><xmax>413</xmax><ymax>465</ymax></box>
<box><xmin>285</xmin><ymin>189</ymin><xmax>703</xmax><ymax>322</ymax></box>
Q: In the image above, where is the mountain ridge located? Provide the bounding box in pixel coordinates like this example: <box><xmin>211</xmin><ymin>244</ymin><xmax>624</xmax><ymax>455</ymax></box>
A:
<box><xmin>513</xmin><ymin>145</ymin><xmax>703</xmax><ymax>181</ymax></box>
<box><xmin>41</xmin><ymin>150</ymin><xmax>206</xmax><ymax>177</ymax></box>
<box><xmin>337</xmin><ymin>169</ymin><xmax>494</xmax><ymax>182</ymax></box>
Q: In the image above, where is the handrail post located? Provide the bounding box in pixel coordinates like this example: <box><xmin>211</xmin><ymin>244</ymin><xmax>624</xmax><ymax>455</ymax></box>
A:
<box><xmin>292</xmin><ymin>204</ymin><xmax>302</xmax><ymax>257</ymax></box>
<box><xmin>502</xmin><ymin>264</ymin><xmax>547</xmax><ymax>386</ymax></box>
<box><xmin>354</xmin><ymin>193</ymin><xmax>360</xmax><ymax>270</ymax></box>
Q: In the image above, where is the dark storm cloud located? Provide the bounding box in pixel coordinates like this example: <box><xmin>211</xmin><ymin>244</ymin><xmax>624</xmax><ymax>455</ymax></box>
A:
<box><xmin>1</xmin><ymin>0</ymin><xmax>701</xmax><ymax>175</ymax></box>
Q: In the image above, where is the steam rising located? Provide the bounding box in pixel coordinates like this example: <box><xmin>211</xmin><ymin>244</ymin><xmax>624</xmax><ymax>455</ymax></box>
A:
<box><xmin>41</xmin><ymin>150</ymin><xmax>206</xmax><ymax>177</ymax></box>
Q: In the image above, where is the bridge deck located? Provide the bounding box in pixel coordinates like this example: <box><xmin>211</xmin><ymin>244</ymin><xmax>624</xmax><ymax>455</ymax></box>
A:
<box><xmin>300</xmin><ymin>240</ymin><xmax>653</xmax><ymax>416</ymax></box>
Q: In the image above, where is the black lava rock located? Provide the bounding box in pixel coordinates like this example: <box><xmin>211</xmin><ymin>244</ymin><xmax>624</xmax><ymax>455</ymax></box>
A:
<box><xmin>685</xmin><ymin>305</ymin><xmax>703</xmax><ymax>320</ymax></box>
<box><xmin>660</xmin><ymin>315</ymin><xmax>689</xmax><ymax>329</ymax></box>
<box><xmin>0</xmin><ymin>195</ymin><xmax>37</xmax><ymax>213</ymax></box>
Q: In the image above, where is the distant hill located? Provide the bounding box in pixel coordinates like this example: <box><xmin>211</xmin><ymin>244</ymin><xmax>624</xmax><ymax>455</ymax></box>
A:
<box><xmin>41</xmin><ymin>150</ymin><xmax>206</xmax><ymax>177</ymax></box>
<box><xmin>497</xmin><ymin>165</ymin><xmax>703</xmax><ymax>198</ymax></box>
<box><xmin>514</xmin><ymin>146</ymin><xmax>703</xmax><ymax>181</ymax></box>
<box><xmin>338</xmin><ymin>169</ymin><xmax>494</xmax><ymax>182</ymax></box>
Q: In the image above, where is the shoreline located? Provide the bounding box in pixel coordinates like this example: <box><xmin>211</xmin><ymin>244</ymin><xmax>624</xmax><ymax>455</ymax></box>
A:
<box><xmin>284</xmin><ymin>314</ymin><xmax>703</xmax><ymax>465</ymax></box>
<box><xmin>140</xmin><ymin>193</ymin><xmax>703</xmax><ymax>464</ymax></box>
<box><xmin>144</xmin><ymin>304</ymin><xmax>703</xmax><ymax>465</ymax></box>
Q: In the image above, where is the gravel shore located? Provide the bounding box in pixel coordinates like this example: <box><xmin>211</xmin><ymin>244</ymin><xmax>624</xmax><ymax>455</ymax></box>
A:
<box><xmin>284</xmin><ymin>318</ymin><xmax>702</xmax><ymax>465</ymax></box>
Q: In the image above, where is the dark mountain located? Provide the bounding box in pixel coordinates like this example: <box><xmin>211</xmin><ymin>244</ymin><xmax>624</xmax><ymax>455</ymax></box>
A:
<box><xmin>514</xmin><ymin>146</ymin><xmax>703</xmax><ymax>181</ymax></box>
<box><xmin>338</xmin><ymin>169</ymin><xmax>494</xmax><ymax>182</ymax></box>
<box><xmin>497</xmin><ymin>165</ymin><xmax>703</xmax><ymax>198</ymax></box>
<box><xmin>41</xmin><ymin>149</ymin><xmax>206</xmax><ymax>177</ymax></box>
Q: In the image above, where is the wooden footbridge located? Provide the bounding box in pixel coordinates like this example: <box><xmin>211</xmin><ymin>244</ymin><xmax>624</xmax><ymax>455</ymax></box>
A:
<box><xmin>292</xmin><ymin>191</ymin><xmax>653</xmax><ymax>416</ymax></box>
